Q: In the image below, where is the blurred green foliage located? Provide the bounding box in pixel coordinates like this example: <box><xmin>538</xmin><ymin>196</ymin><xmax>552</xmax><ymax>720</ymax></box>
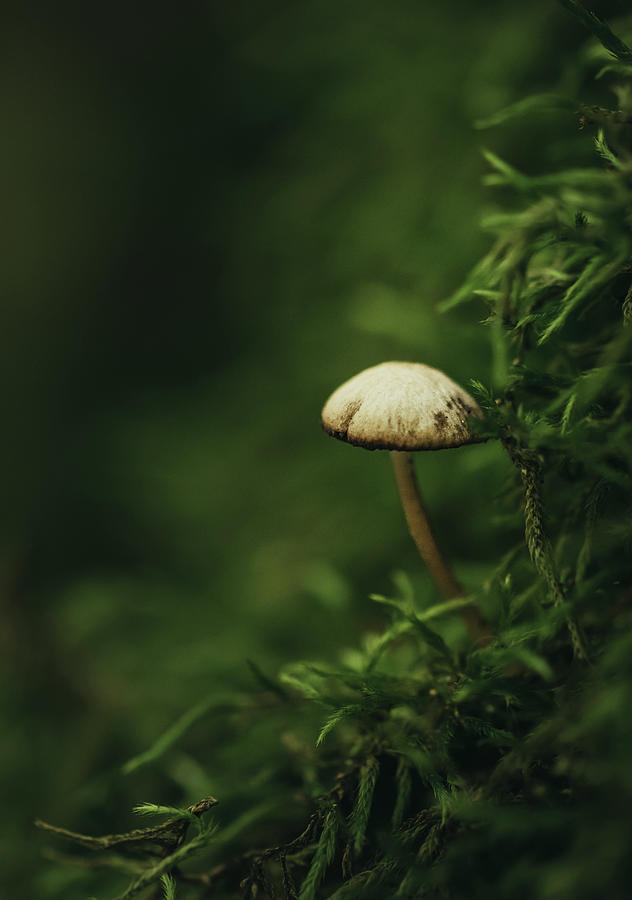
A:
<box><xmin>1</xmin><ymin>1</ymin><xmax>628</xmax><ymax>897</ymax></box>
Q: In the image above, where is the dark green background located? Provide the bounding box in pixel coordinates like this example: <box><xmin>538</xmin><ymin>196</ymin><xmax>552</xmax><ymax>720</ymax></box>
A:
<box><xmin>0</xmin><ymin>2</ymin><xmax>618</xmax><ymax>896</ymax></box>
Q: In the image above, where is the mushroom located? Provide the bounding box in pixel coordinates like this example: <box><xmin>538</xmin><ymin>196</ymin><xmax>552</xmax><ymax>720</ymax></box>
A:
<box><xmin>321</xmin><ymin>361</ymin><xmax>490</xmax><ymax>644</ymax></box>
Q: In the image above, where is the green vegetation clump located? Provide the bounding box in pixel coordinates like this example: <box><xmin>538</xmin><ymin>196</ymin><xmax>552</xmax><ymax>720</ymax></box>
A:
<box><xmin>36</xmin><ymin>6</ymin><xmax>632</xmax><ymax>900</ymax></box>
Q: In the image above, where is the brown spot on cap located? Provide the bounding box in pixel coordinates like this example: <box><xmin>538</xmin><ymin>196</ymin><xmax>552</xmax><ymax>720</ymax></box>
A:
<box><xmin>433</xmin><ymin>410</ymin><xmax>449</xmax><ymax>432</ymax></box>
<box><xmin>324</xmin><ymin>398</ymin><xmax>363</xmax><ymax>441</ymax></box>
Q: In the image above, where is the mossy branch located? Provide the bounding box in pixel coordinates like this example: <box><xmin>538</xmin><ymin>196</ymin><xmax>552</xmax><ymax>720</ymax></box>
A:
<box><xmin>558</xmin><ymin>0</ymin><xmax>632</xmax><ymax>64</ymax></box>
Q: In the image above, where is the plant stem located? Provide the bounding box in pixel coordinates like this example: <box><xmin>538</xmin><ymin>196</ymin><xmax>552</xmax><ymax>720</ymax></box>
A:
<box><xmin>558</xmin><ymin>0</ymin><xmax>632</xmax><ymax>64</ymax></box>
<box><xmin>390</xmin><ymin>451</ymin><xmax>491</xmax><ymax>644</ymax></box>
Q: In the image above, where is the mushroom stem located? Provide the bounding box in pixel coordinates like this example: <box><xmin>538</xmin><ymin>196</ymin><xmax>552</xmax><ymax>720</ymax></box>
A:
<box><xmin>390</xmin><ymin>451</ymin><xmax>491</xmax><ymax>644</ymax></box>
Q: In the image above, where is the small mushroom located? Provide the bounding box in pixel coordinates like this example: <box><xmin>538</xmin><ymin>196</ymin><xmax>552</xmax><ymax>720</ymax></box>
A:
<box><xmin>321</xmin><ymin>361</ymin><xmax>490</xmax><ymax>644</ymax></box>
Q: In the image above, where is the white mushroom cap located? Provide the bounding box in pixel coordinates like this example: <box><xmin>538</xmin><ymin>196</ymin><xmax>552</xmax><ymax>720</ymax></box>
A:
<box><xmin>321</xmin><ymin>361</ymin><xmax>484</xmax><ymax>451</ymax></box>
